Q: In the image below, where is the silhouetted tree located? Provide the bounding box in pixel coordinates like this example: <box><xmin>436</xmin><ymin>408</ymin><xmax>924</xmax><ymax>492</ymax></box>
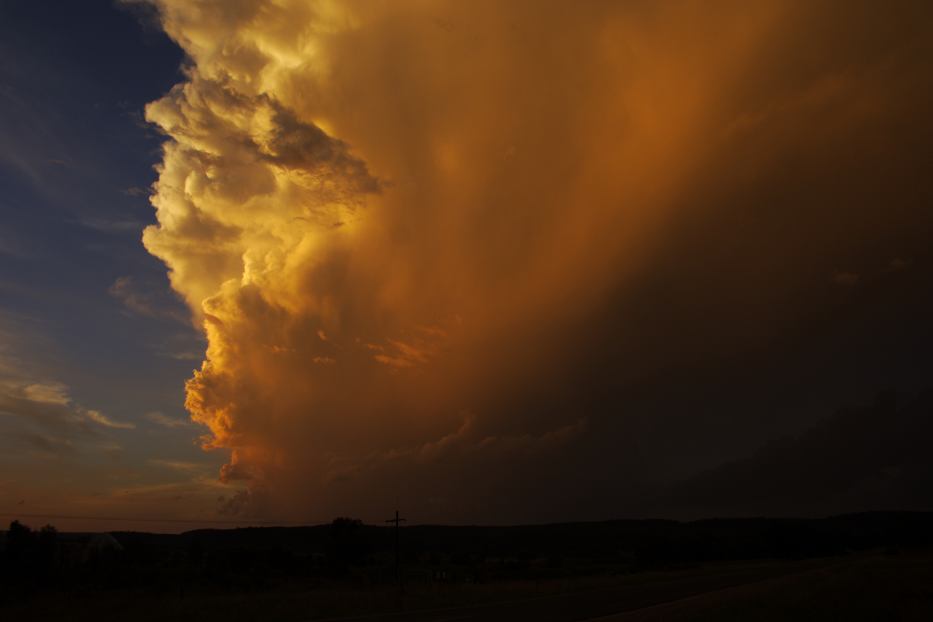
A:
<box><xmin>328</xmin><ymin>517</ymin><xmax>367</xmax><ymax>567</ymax></box>
<box><xmin>3</xmin><ymin>520</ymin><xmax>56</xmax><ymax>585</ymax></box>
<box><xmin>7</xmin><ymin>520</ymin><xmax>34</xmax><ymax>563</ymax></box>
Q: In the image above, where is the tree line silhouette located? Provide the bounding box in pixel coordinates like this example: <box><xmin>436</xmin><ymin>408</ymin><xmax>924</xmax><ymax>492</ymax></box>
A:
<box><xmin>3</xmin><ymin>512</ymin><xmax>933</xmax><ymax>600</ymax></box>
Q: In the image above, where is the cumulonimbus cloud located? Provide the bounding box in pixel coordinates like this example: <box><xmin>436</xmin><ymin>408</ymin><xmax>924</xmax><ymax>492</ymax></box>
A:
<box><xmin>135</xmin><ymin>0</ymin><xmax>933</xmax><ymax>522</ymax></box>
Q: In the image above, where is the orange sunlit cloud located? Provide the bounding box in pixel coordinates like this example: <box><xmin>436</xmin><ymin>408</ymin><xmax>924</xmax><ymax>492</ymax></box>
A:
<box><xmin>134</xmin><ymin>0</ymin><xmax>933</xmax><ymax>521</ymax></box>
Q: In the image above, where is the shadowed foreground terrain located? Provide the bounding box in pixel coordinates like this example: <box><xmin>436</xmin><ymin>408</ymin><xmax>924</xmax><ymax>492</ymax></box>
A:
<box><xmin>2</xmin><ymin>513</ymin><xmax>933</xmax><ymax>620</ymax></box>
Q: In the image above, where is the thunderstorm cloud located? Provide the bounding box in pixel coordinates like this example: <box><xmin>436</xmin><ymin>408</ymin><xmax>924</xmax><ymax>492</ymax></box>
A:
<box><xmin>136</xmin><ymin>0</ymin><xmax>933</xmax><ymax>522</ymax></box>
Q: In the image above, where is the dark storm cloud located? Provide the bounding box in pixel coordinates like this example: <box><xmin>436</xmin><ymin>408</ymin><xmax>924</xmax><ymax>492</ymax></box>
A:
<box><xmin>670</xmin><ymin>392</ymin><xmax>933</xmax><ymax>516</ymax></box>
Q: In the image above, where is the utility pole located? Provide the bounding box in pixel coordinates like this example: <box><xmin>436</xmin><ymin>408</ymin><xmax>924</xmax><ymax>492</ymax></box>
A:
<box><xmin>385</xmin><ymin>509</ymin><xmax>406</xmax><ymax>586</ymax></box>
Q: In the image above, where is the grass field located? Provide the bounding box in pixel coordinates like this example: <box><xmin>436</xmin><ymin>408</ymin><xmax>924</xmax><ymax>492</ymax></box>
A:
<box><xmin>3</xmin><ymin>551</ymin><xmax>932</xmax><ymax>621</ymax></box>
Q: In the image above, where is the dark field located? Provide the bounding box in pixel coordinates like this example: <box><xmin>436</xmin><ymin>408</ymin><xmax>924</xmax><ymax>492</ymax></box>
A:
<box><xmin>2</xmin><ymin>513</ymin><xmax>933</xmax><ymax>621</ymax></box>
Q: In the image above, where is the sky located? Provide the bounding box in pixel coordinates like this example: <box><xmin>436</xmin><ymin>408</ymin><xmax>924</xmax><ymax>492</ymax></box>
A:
<box><xmin>1</xmin><ymin>0</ymin><xmax>932</xmax><ymax>532</ymax></box>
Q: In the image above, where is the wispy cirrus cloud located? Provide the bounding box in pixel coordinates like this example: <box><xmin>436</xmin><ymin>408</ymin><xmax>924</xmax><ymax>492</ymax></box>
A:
<box><xmin>22</xmin><ymin>381</ymin><xmax>70</xmax><ymax>405</ymax></box>
<box><xmin>108</xmin><ymin>275</ymin><xmax>188</xmax><ymax>323</ymax></box>
<box><xmin>85</xmin><ymin>409</ymin><xmax>136</xmax><ymax>430</ymax></box>
<box><xmin>149</xmin><ymin>458</ymin><xmax>205</xmax><ymax>472</ymax></box>
<box><xmin>145</xmin><ymin>410</ymin><xmax>193</xmax><ymax>429</ymax></box>
<box><xmin>0</xmin><ymin>315</ymin><xmax>136</xmax><ymax>451</ymax></box>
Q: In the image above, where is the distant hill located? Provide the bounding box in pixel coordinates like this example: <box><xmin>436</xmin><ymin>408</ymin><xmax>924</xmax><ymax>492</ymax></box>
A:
<box><xmin>98</xmin><ymin>511</ymin><xmax>933</xmax><ymax>570</ymax></box>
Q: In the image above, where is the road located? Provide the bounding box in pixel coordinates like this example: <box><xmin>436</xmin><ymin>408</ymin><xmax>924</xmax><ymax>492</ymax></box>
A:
<box><xmin>308</xmin><ymin>557</ymin><xmax>847</xmax><ymax>622</ymax></box>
